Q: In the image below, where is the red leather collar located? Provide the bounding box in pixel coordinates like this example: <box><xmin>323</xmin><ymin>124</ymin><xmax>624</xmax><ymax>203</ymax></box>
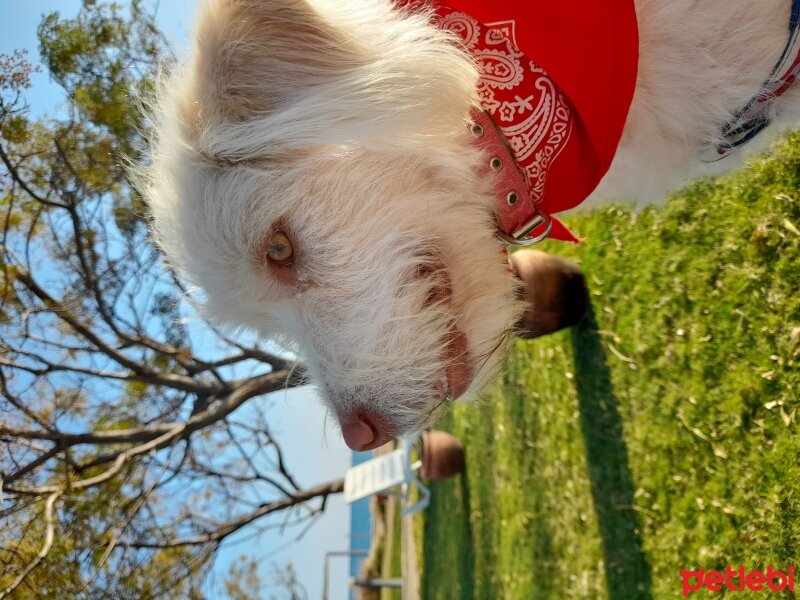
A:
<box><xmin>468</xmin><ymin>108</ymin><xmax>554</xmax><ymax>245</ymax></box>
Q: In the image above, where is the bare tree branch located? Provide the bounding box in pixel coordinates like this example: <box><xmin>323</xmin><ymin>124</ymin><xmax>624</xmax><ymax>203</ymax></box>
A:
<box><xmin>12</xmin><ymin>265</ymin><xmax>213</xmax><ymax>394</ymax></box>
<box><xmin>128</xmin><ymin>478</ymin><xmax>344</xmax><ymax>549</ymax></box>
<box><xmin>0</xmin><ymin>491</ymin><xmax>61</xmax><ymax>599</ymax></box>
<box><xmin>2</xmin><ymin>368</ymin><xmax>305</xmax><ymax>486</ymax></box>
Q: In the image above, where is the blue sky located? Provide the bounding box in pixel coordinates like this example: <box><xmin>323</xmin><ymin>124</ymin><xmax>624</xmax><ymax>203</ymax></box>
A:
<box><xmin>0</xmin><ymin>1</ymin><xmax>353</xmax><ymax>598</ymax></box>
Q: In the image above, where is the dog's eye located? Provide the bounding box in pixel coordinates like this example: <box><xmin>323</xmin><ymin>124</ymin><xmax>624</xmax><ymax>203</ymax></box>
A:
<box><xmin>265</xmin><ymin>231</ymin><xmax>294</xmax><ymax>265</ymax></box>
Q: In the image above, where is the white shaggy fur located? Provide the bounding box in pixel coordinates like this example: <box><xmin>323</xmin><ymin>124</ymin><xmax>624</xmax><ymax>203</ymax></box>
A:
<box><xmin>141</xmin><ymin>0</ymin><xmax>800</xmax><ymax>445</ymax></box>
<box><xmin>590</xmin><ymin>0</ymin><xmax>800</xmax><ymax>206</ymax></box>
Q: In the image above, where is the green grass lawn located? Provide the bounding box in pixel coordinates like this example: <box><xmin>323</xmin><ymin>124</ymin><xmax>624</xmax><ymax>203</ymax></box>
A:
<box><xmin>380</xmin><ymin>496</ymin><xmax>403</xmax><ymax>600</ymax></box>
<box><xmin>420</xmin><ymin>134</ymin><xmax>800</xmax><ymax>599</ymax></box>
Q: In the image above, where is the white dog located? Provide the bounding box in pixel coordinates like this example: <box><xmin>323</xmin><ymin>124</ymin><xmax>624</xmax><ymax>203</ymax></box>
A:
<box><xmin>142</xmin><ymin>0</ymin><xmax>800</xmax><ymax>450</ymax></box>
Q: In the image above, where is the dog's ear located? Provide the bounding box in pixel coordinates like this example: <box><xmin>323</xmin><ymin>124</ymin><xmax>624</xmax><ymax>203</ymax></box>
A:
<box><xmin>180</xmin><ymin>0</ymin><xmax>357</xmax><ymax>130</ymax></box>
<box><xmin>173</xmin><ymin>0</ymin><xmax>479</xmax><ymax>159</ymax></box>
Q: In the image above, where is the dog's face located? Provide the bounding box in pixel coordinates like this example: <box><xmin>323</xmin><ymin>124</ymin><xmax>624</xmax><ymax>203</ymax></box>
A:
<box><xmin>144</xmin><ymin>0</ymin><xmax>523</xmax><ymax>449</ymax></box>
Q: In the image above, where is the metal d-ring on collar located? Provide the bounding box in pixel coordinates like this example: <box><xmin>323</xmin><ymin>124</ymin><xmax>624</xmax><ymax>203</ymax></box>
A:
<box><xmin>469</xmin><ymin>113</ymin><xmax>554</xmax><ymax>246</ymax></box>
<box><xmin>498</xmin><ymin>210</ymin><xmax>554</xmax><ymax>246</ymax></box>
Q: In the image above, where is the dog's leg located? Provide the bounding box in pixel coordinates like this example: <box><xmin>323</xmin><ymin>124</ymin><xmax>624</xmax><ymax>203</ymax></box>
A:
<box><xmin>510</xmin><ymin>250</ymin><xmax>589</xmax><ymax>339</ymax></box>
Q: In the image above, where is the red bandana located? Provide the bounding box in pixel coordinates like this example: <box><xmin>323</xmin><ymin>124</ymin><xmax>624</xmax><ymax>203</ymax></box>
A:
<box><xmin>429</xmin><ymin>1</ymin><xmax>639</xmax><ymax>242</ymax></box>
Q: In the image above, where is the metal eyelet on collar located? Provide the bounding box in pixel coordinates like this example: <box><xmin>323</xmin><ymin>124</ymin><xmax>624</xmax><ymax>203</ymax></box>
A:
<box><xmin>470</xmin><ymin>122</ymin><xmax>484</xmax><ymax>137</ymax></box>
<box><xmin>489</xmin><ymin>157</ymin><xmax>503</xmax><ymax>172</ymax></box>
<box><xmin>506</xmin><ymin>191</ymin><xmax>519</xmax><ymax>206</ymax></box>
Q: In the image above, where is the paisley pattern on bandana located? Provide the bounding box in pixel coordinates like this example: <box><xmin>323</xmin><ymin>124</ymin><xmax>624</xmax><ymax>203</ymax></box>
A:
<box><xmin>437</xmin><ymin>10</ymin><xmax>573</xmax><ymax>205</ymax></box>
